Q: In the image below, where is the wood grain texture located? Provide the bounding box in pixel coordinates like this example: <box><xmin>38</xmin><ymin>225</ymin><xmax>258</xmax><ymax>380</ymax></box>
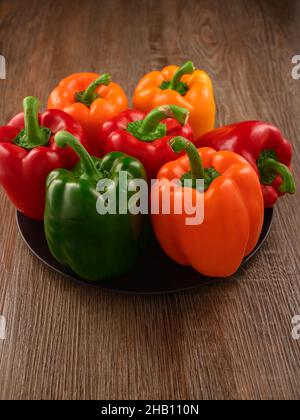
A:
<box><xmin>0</xmin><ymin>0</ymin><xmax>300</xmax><ymax>400</ymax></box>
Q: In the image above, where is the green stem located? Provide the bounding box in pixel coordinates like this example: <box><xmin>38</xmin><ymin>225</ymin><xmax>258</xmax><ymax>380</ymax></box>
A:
<box><xmin>138</xmin><ymin>105</ymin><xmax>189</xmax><ymax>135</ymax></box>
<box><xmin>127</xmin><ymin>105</ymin><xmax>190</xmax><ymax>142</ymax></box>
<box><xmin>23</xmin><ymin>97</ymin><xmax>42</xmax><ymax>143</ymax></box>
<box><xmin>170</xmin><ymin>136</ymin><xmax>205</xmax><ymax>183</ymax></box>
<box><xmin>54</xmin><ymin>131</ymin><xmax>99</xmax><ymax>179</ymax></box>
<box><xmin>169</xmin><ymin>61</ymin><xmax>195</xmax><ymax>90</ymax></box>
<box><xmin>14</xmin><ymin>97</ymin><xmax>51</xmax><ymax>149</ymax></box>
<box><xmin>261</xmin><ymin>158</ymin><xmax>296</xmax><ymax>194</ymax></box>
<box><xmin>76</xmin><ymin>74</ymin><xmax>111</xmax><ymax>107</ymax></box>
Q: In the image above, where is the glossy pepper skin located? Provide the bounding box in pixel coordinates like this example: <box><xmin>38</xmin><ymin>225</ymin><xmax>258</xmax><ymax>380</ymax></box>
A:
<box><xmin>48</xmin><ymin>72</ymin><xmax>128</xmax><ymax>157</ymax></box>
<box><xmin>45</xmin><ymin>131</ymin><xmax>148</xmax><ymax>282</ymax></box>
<box><xmin>197</xmin><ymin>121</ymin><xmax>296</xmax><ymax>208</ymax></box>
<box><xmin>133</xmin><ymin>61</ymin><xmax>216</xmax><ymax>139</ymax></box>
<box><xmin>151</xmin><ymin>137</ymin><xmax>264</xmax><ymax>278</ymax></box>
<box><xmin>0</xmin><ymin>97</ymin><xmax>86</xmax><ymax>220</ymax></box>
<box><xmin>100</xmin><ymin>104</ymin><xmax>193</xmax><ymax>179</ymax></box>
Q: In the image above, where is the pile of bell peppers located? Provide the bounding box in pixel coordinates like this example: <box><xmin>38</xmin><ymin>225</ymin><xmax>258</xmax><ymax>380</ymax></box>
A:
<box><xmin>0</xmin><ymin>61</ymin><xmax>296</xmax><ymax>282</ymax></box>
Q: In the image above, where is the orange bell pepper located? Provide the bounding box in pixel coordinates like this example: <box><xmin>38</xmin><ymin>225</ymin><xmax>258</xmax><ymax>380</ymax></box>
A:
<box><xmin>48</xmin><ymin>72</ymin><xmax>128</xmax><ymax>156</ymax></box>
<box><xmin>151</xmin><ymin>137</ymin><xmax>264</xmax><ymax>278</ymax></box>
<box><xmin>133</xmin><ymin>61</ymin><xmax>216</xmax><ymax>139</ymax></box>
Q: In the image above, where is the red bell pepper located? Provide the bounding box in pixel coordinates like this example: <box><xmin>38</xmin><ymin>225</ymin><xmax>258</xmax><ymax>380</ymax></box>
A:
<box><xmin>196</xmin><ymin>121</ymin><xmax>296</xmax><ymax>208</ymax></box>
<box><xmin>100</xmin><ymin>105</ymin><xmax>193</xmax><ymax>179</ymax></box>
<box><xmin>0</xmin><ymin>96</ymin><xmax>86</xmax><ymax>220</ymax></box>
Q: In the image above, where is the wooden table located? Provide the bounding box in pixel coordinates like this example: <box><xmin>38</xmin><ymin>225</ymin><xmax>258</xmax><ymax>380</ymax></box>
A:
<box><xmin>0</xmin><ymin>0</ymin><xmax>299</xmax><ymax>400</ymax></box>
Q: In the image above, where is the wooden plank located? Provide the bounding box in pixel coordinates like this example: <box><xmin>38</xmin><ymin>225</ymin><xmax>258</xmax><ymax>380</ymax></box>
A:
<box><xmin>0</xmin><ymin>0</ymin><xmax>299</xmax><ymax>400</ymax></box>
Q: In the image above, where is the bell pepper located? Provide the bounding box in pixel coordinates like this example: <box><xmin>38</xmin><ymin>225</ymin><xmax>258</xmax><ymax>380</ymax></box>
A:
<box><xmin>100</xmin><ymin>104</ymin><xmax>193</xmax><ymax>179</ymax></box>
<box><xmin>151</xmin><ymin>137</ymin><xmax>264</xmax><ymax>278</ymax></box>
<box><xmin>48</xmin><ymin>72</ymin><xmax>128</xmax><ymax>157</ymax></box>
<box><xmin>133</xmin><ymin>61</ymin><xmax>216</xmax><ymax>139</ymax></box>
<box><xmin>196</xmin><ymin>121</ymin><xmax>296</xmax><ymax>208</ymax></box>
<box><xmin>0</xmin><ymin>96</ymin><xmax>86</xmax><ymax>220</ymax></box>
<box><xmin>44</xmin><ymin>131</ymin><xmax>148</xmax><ymax>281</ymax></box>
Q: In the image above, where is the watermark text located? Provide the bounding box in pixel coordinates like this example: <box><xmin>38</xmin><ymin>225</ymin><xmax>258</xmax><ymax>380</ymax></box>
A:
<box><xmin>95</xmin><ymin>172</ymin><xmax>205</xmax><ymax>226</ymax></box>
<box><xmin>0</xmin><ymin>55</ymin><xmax>6</xmax><ymax>79</ymax></box>
<box><xmin>292</xmin><ymin>55</ymin><xmax>300</xmax><ymax>80</ymax></box>
<box><xmin>0</xmin><ymin>315</ymin><xmax>6</xmax><ymax>340</ymax></box>
<box><xmin>292</xmin><ymin>315</ymin><xmax>300</xmax><ymax>340</ymax></box>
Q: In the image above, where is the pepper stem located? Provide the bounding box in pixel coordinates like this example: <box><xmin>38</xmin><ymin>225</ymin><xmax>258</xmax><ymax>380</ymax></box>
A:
<box><xmin>54</xmin><ymin>131</ymin><xmax>99</xmax><ymax>179</ymax></box>
<box><xmin>23</xmin><ymin>97</ymin><xmax>43</xmax><ymax>143</ymax></box>
<box><xmin>126</xmin><ymin>105</ymin><xmax>190</xmax><ymax>143</ymax></box>
<box><xmin>170</xmin><ymin>137</ymin><xmax>205</xmax><ymax>186</ymax></box>
<box><xmin>76</xmin><ymin>74</ymin><xmax>111</xmax><ymax>107</ymax></box>
<box><xmin>261</xmin><ymin>158</ymin><xmax>296</xmax><ymax>194</ymax></box>
<box><xmin>14</xmin><ymin>97</ymin><xmax>51</xmax><ymax>149</ymax></box>
<box><xmin>139</xmin><ymin>105</ymin><xmax>189</xmax><ymax>134</ymax></box>
<box><xmin>169</xmin><ymin>61</ymin><xmax>195</xmax><ymax>90</ymax></box>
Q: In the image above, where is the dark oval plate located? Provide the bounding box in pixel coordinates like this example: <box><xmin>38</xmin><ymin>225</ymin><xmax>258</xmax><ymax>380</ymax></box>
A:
<box><xmin>16</xmin><ymin>209</ymin><xmax>273</xmax><ymax>295</ymax></box>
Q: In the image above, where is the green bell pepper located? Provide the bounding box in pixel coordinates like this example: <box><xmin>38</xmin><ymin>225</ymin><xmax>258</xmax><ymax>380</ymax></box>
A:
<box><xmin>44</xmin><ymin>130</ymin><xmax>148</xmax><ymax>281</ymax></box>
